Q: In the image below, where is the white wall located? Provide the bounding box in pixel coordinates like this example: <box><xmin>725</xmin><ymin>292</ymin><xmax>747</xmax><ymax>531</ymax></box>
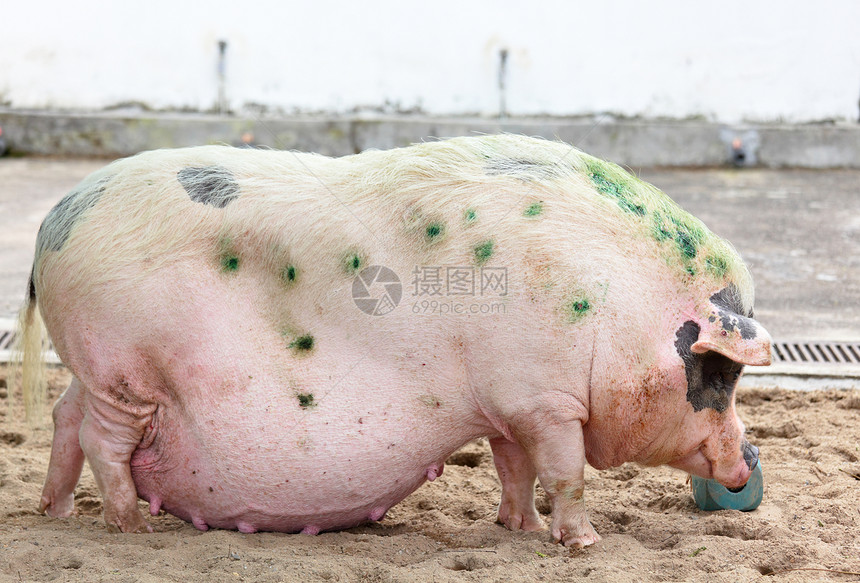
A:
<box><xmin>2</xmin><ymin>0</ymin><xmax>859</xmax><ymax>123</ymax></box>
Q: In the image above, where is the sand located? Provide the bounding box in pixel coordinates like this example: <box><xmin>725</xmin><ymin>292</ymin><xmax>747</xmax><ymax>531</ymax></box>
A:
<box><xmin>1</xmin><ymin>366</ymin><xmax>858</xmax><ymax>583</ymax></box>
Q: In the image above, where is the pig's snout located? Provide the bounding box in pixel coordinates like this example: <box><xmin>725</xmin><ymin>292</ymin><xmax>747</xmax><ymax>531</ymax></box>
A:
<box><xmin>723</xmin><ymin>440</ymin><xmax>760</xmax><ymax>493</ymax></box>
<box><xmin>714</xmin><ymin>440</ymin><xmax>759</xmax><ymax>490</ymax></box>
<box><xmin>741</xmin><ymin>440</ymin><xmax>759</xmax><ymax>471</ymax></box>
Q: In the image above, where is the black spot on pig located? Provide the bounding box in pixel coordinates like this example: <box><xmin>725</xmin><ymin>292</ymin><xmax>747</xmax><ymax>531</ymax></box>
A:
<box><xmin>177</xmin><ymin>166</ymin><xmax>239</xmax><ymax>208</ymax></box>
<box><xmin>710</xmin><ymin>285</ymin><xmax>757</xmax><ymax>339</ymax></box>
<box><xmin>674</xmin><ymin>321</ymin><xmax>743</xmax><ymax>413</ymax></box>
<box><xmin>37</xmin><ymin>177</ymin><xmax>110</xmax><ymax>254</ymax></box>
<box><xmin>710</xmin><ymin>285</ymin><xmax>750</xmax><ymax>317</ymax></box>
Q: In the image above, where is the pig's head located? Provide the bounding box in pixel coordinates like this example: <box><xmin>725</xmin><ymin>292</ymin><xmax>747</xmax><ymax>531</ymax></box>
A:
<box><xmin>661</xmin><ymin>284</ymin><xmax>771</xmax><ymax>489</ymax></box>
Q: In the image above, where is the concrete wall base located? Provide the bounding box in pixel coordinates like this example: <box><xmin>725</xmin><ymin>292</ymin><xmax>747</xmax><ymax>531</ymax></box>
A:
<box><xmin>1</xmin><ymin>109</ymin><xmax>859</xmax><ymax>168</ymax></box>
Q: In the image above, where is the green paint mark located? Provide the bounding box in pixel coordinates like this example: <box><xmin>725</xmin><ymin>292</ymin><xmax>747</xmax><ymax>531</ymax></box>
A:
<box><xmin>289</xmin><ymin>335</ymin><xmax>314</xmax><ymax>351</ymax></box>
<box><xmin>344</xmin><ymin>252</ymin><xmax>363</xmax><ymax>274</ymax></box>
<box><xmin>474</xmin><ymin>239</ymin><xmax>494</xmax><ymax>265</ymax></box>
<box><xmin>297</xmin><ymin>393</ymin><xmax>315</xmax><ymax>409</ymax></box>
<box><xmin>651</xmin><ymin>209</ymin><xmax>706</xmax><ymax>268</ymax></box>
<box><xmin>221</xmin><ymin>254</ymin><xmax>240</xmax><ymax>272</ymax></box>
<box><xmin>671</xmin><ymin>214</ymin><xmax>705</xmax><ymax>260</ymax></box>
<box><xmin>587</xmin><ymin>161</ymin><xmax>646</xmax><ymax>216</ymax></box>
<box><xmin>524</xmin><ymin>201</ymin><xmax>544</xmax><ymax>217</ymax></box>
<box><xmin>282</xmin><ymin>264</ymin><xmax>297</xmax><ymax>283</ymax></box>
<box><xmin>620</xmin><ymin>198</ymin><xmax>646</xmax><ymax>216</ymax></box>
<box><xmin>589</xmin><ymin>168</ymin><xmax>620</xmax><ymax>196</ymax></box>
<box><xmin>567</xmin><ymin>298</ymin><xmax>591</xmax><ymax>323</ymax></box>
<box><xmin>426</xmin><ymin>222</ymin><xmax>445</xmax><ymax>240</ymax></box>
<box><xmin>217</xmin><ymin>236</ymin><xmax>240</xmax><ymax>273</ymax></box>
<box><xmin>676</xmin><ymin>230</ymin><xmax>697</xmax><ymax>259</ymax></box>
<box><xmin>581</xmin><ymin>155</ymin><xmax>748</xmax><ymax>288</ymax></box>
<box><xmin>651</xmin><ymin>212</ymin><xmax>674</xmax><ymax>242</ymax></box>
<box><xmin>705</xmin><ymin>253</ymin><xmax>728</xmax><ymax>278</ymax></box>
<box><xmin>464</xmin><ymin>208</ymin><xmax>477</xmax><ymax>224</ymax></box>
<box><xmin>563</xmin><ymin>290</ymin><xmax>595</xmax><ymax>325</ymax></box>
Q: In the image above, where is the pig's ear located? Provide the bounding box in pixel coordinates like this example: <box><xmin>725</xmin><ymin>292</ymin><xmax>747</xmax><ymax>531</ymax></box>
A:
<box><xmin>691</xmin><ymin>311</ymin><xmax>772</xmax><ymax>366</ymax></box>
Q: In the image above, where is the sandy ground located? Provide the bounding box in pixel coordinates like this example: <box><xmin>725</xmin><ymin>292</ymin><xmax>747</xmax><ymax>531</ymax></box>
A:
<box><xmin>1</xmin><ymin>366</ymin><xmax>858</xmax><ymax>583</ymax></box>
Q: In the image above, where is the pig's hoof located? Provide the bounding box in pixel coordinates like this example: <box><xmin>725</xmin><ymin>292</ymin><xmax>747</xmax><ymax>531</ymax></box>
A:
<box><xmin>105</xmin><ymin>509</ymin><xmax>153</xmax><ymax>533</ymax></box>
<box><xmin>39</xmin><ymin>493</ymin><xmax>75</xmax><ymax>518</ymax></box>
<box><xmin>496</xmin><ymin>509</ymin><xmax>544</xmax><ymax>532</ymax></box>
<box><xmin>553</xmin><ymin>525</ymin><xmax>601</xmax><ymax>548</ymax></box>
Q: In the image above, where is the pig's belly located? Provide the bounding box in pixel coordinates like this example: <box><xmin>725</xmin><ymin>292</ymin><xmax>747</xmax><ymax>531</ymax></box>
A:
<box><xmin>129</xmin><ymin>381</ymin><xmax>478</xmax><ymax>533</ymax></box>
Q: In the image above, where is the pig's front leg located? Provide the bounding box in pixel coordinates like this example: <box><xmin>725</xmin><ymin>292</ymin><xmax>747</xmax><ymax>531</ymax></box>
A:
<box><xmin>520</xmin><ymin>420</ymin><xmax>600</xmax><ymax>548</ymax></box>
<box><xmin>79</xmin><ymin>394</ymin><xmax>155</xmax><ymax>533</ymax></box>
<box><xmin>489</xmin><ymin>437</ymin><xmax>543</xmax><ymax>531</ymax></box>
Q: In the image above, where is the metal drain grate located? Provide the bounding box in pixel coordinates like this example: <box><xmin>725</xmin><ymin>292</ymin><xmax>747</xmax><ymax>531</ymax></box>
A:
<box><xmin>771</xmin><ymin>341</ymin><xmax>860</xmax><ymax>365</ymax></box>
<box><xmin>0</xmin><ymin>331</ymin><xmax>56</xmax><ymax>352</ymax></box>
<box><xmin>0</xmin><ymin>329</ymin><xmax>14</xmax><ymax>352</ymax></box>
<box><xmin>0</xmin><ymin>327</ymin><xmax>60</xmax><ymax>364</ymax></box>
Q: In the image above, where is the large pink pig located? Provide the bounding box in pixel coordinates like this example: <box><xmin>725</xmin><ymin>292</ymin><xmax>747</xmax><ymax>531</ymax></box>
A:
<box><xmin>19</xmin><ymin>135</ymin><xmax>771</xmax><ymax>547</ymax></box>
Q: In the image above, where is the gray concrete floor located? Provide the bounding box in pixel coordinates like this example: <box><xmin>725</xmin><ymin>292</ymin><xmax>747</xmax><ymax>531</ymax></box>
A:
<box><xmin>1</xmin><ymin>157</ymin><xmax>858</xmax><ymax>341</ymax></box>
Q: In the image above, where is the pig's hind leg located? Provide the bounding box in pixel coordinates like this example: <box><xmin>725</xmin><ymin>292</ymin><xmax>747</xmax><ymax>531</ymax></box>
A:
<box><xmin>78</xmin><ymin>384</ymin><xmax>156</xmax><ymax>533</ymax></box>
<box><xmin>489</xmin><ymin>437</ymin><xmax>544</xmax><ymax>531</ymax></box>
<box><xmin>40</xmin><ymin>377</ymin><xmax>86</xmax><ymax>517</ymax></box>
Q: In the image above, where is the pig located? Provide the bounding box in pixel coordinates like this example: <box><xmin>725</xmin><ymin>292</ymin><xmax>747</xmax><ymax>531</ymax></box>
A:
<box><xmin>18</xmin><ymin>134</ymin><xmax>772</xmax><ymax>547</ymax></box>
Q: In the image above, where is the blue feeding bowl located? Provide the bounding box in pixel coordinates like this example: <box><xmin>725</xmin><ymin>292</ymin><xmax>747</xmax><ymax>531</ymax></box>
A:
<box><xmin>691</xmin><ymin>461</ymin><xmax>763</xmax><ymax>511</ymax></box>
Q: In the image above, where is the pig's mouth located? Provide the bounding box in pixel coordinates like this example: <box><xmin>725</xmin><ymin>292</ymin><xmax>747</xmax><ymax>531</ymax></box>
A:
<box><xmin>670</xmin><ymin>446</ymin><xmax>754</xmax><ymax>490</ymax></box>
<box><xmin>669</xmin><ymin>448</ymin><xmax>713</xmax><ymax>480</ymax></box>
